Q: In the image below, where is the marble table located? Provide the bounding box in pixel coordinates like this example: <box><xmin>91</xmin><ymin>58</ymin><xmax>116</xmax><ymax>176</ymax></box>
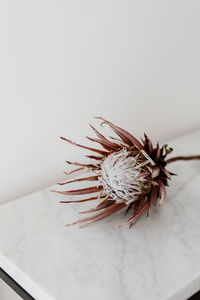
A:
<box><xmin>0</xmin><ymin>130</ymin><xmax>200</xmax><ymax>300</ymax></box>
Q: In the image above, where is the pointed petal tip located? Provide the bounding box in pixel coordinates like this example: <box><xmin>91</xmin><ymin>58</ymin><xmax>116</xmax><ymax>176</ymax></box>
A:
<box><xmin>52</xmin><ymin>190</ymin><xmax>67</xmax><ymax>195</ymax></box>
<box><xmin>52</xmin><ymin>185</ymin><xmax>103</xmax><ymax>196</ymax></box>
<box><xmin>52</xmin><ymin>190</ymin><xmax>66</xmax><ymax>195</ymax></box>
<box><xmin>65</xmin><ymin>223</ymin><xmax>72</xmax><ymax>227</ymax></box>
<box><xmin>60</xmin><ymin>136</ymin><xmax>66</xmax><ymax>141</ymax></box>
<box><xmin>94</xmin><ymin>116</ymin><xmax>107</xmax><ymax>127</ymax></box>
<box><xmin>66</xmin><ymin>220</ymin><xmax>80</xmax><ymax>227</ymax></box>
<box><xmin>118</xmin><ymin>223</ymin><xmax>126</xmax><ymax>228</ymax></box>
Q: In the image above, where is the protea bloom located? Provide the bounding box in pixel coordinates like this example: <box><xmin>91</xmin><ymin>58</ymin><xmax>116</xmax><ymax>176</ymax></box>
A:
<box><xmin>53</xmin><ymin>117</ymin><xmax>174</xmax><ymax>228</ymax></box>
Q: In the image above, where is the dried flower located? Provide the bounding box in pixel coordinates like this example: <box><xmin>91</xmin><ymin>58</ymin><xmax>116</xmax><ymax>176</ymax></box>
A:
<box><xmin>53</xmin><ymin>117</ymin><xmax>175</xmax><ymax>228</ymax></box>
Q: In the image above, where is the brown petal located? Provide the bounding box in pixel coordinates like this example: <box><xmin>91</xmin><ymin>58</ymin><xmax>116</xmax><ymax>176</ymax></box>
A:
<box><xmin>89</xmin><ymin>124</ymin><xmax>120</xmax><ymax>149</ymax></box>
<box><xmin>60</xmin><ymin>136</ymin><xmax>108</xmax><ymax>155</ymax></box>
<box><xmin>86</xmin><ymin>136</ymin><xmax>120</xmax><ymax>151</ymax></box>
<box><xmin>79</xmin><ymin>199</ymin><xmax>114</xmax><ymax>214</ymax></box>
<box><xmin>146</xmin><ymin>188</ymin><xmax>157</xmax><ymax>216</ymax></box>
<box><xmin>66</xmin><ymin>203</ymin><xmax>126</xmax><ymax>227</ymax></box>
<box><xmin>52</xmin><ymin>185</ymin><xmax>103</xmax><ymax>195</ymax></box>
<box><xmin>59</xmin><ymin>196</ymin><xmax>101</xmax><ymax>203</ymax></box>
<box><xmin>63</xmin><ymin>167</ymin><xmax>85</xmax><ymax>175</ymax></box>
<box><xmin>85</xmin><ymin>155</ymin><xmax>103</xmax><ymax>160</ymax></box>
<box><xmin>154</xmin><ymin>143</ymin><xmax>161</xmax><ymax>161</ymax></box>
<box><xmin>125</xmin><ymin>202</ymin><xmax>134</xmax><ymax>215</ymax></box>
<box><xmin>133</xmin><ymin>196</ymin><xmax>146</xmax><ymax>215</ymax></box>
<box><xmin>65</xmin><ymin>160</ymin><xmax>99</xmax><ymax>169</ymax></box>
<box><xmin>161</xmin><ymin>168</ymin><xmax>172</xmax><ymax>179</ymax></box>
<box><xmin>58</xmin><ymin>176</ymin><xmax>98</xmax><ymax>185</ymax></box>
<box><xmin>168</xmin><ymin>171</ymin><xmax>177</xmax><ymax>176</ymax></box>
<box><xmin>95</xmin><ymin>117</ymin><xmax>144</xmax><ymax>150</ymax></box>
<box><xmin>151</xmin><ymin>166</ymin><xmax>160</xmax><ymax>178</ymax></box>
<box><xmin>150</xmin><ymin>188</ymin><xmax>158</xmax><ymax>207</ymax></box>
<box><xmin>158</xmin><ymin>180</ymin><xmax>166</xmax><ymax>205</ymax></box>
<box><xmin>119</xmin><ymin>201</ymin><xmax>149</xmax><ymax>228</ymax></box>
<box><xmin>144</xmin><ymin>133</ymin><xmax>153</xmax><ymax>156</ymax></box>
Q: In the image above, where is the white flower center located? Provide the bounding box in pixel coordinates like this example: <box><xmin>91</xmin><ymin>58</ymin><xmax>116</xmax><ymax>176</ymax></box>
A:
<box><xmin>99</xmin><ymin>149</ymin><xmax>149</xmax><ymax>204</ymax></box>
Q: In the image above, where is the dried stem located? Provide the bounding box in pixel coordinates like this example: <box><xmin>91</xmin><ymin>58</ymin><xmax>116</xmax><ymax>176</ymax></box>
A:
<box><xmin>166</xmin><ymin>155</ymin><xmax>200</xmax><ymax>164</ymax></box>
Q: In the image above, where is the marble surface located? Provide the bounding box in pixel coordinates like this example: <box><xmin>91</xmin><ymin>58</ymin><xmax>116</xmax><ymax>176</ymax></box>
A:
<box><xmin>0</xmin><ymin>130</ymin><xmax>200</xmax><ymax>300</ymax></box>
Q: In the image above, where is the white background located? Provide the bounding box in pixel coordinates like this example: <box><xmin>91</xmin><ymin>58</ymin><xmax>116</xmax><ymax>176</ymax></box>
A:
<box><xmin>0</xmin><ymin>0</ymin><xmax>200</xmax><ymax>204</ymax></box>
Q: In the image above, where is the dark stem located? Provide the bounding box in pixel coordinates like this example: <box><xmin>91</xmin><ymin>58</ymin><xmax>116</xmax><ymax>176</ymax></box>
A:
<box><xmin>166</xmin><ymin>155</ymin><xmax>200</xmax><ymax>164</ymax></box>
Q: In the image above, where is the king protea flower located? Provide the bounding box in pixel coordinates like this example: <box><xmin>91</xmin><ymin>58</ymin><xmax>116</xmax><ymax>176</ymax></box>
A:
<box><xmin>53</xmin><ymin>117</ymin><xmax>175</xmax><ymax>228</ymax></box>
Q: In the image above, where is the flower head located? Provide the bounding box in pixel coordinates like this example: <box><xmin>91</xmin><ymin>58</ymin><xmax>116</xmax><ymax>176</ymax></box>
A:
<box><xmin>99</xmin><ymin>148</ymin><xmax>151</xmax><ymax>204</ymax></box>
<box><xmin>53</xmin><ymin>117</ymin><xmax>173</xmax><ymax>228</ymax></box>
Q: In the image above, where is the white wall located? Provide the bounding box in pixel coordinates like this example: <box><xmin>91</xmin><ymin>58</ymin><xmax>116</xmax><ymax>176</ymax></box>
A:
<box><xmin>0</xmin><ymin>0</ymin><xmax>200</xmax><ymax>204</ymax></box>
